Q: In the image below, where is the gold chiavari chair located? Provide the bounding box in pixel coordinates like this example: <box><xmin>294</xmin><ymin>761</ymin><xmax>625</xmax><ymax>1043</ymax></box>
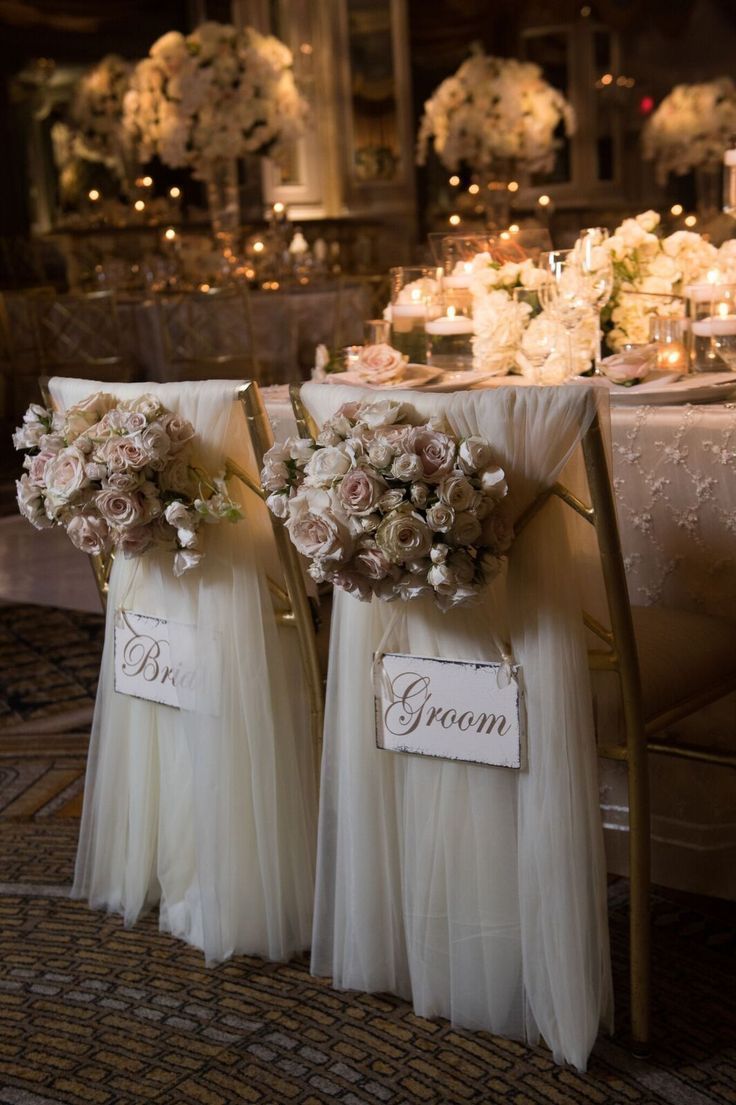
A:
<box><xmin>156</xmin><ymin>285</ymin><xmax>262</xmax><ymax>383</ymax></box>
<box><xmin>41</xmin><ymin>376</ymin><xmax>323</xmax><ymax>769</ymax></box>
<box><xmin>34</xmin><ymin>290</ymin><xmax>138</xmax><ymax>383</ymax></box>
<box><xmin>289</xmin><ymin>383</ymin><xmax>736</xmax><ymax>1056</ymax></box>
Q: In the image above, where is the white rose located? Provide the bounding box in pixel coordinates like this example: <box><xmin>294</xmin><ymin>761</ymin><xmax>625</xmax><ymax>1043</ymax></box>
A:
<box><xmin>286</xmin><ymin>489</ymin><xmax>353</xmax><ymax>564</ymax></box>
<box><xmin>130</xmin><ymin>393</ymin><xmax>164</xmax><ymax>420</ymax></box>
<box><xmin>377</xmin><ymin>488</ymin><xmax>405</xmax><ymax>513</ymax></box>
<box><xmin>266</xmin><ymin>491</ymin><xmax>290</xmax><ymax>519</ymax></box>
<box><xmin>304</xmin><ymin>445</ymin><xmax>352</xmax><ymax>487</ymax></box>
<box><xmin>425</xmin><ymin>503</ymin><xmax>455</xmax><ymax>532</ymax></box>
<box><xmin>96</xmin><ymin>489</ymin><xmax>147</xmax><ymax>529</ymax></box>
<box><xmin>355</xmin><ymin>399</ymin><xmax>405</xmax><ymax>430</ymax></box>
<box><xmin>375</xmin><ymin>505</ymin><xmax>433</xmax><ymax>563</ymax></box>
<box><xmin>458</xmin><ymin>436</ymin><xmax>494</xmax><ymax>473</ymax></box>
<box><xmin>391</xmin><ymin>453</ymin><xmax>424</xmax><ymax>481</ymax></box>
<box><xmin>337</xmin><ymin>467</ymin><xmax>386</xmax><ymax>515</ymax></box>
<box><xmin>427</xmin><ymin>561</ymin><xmax>455</xmax><ymax>590</ymax></box>
<box><xmin>66</xmin><ymin>513</ymin><xmax>110</xmax><ymax>555</ymax></box>
<box><xmin>261</xmin><ymin>456</ymin><xmax>290</xmax><ymax>492</ymax></box>
<box><xmin>479</xmin><ymin>466</ymin><xmax>507</xmax><ymax>499</ymax></box>
<box><xmin>355</xmin><ymin>343</ymin><xmax>407</xmax><ymax>383</ymax></box>
<box><xmin>437</xmin><ymin>473</ymin><xmax>477</xmax><ymax>512</ymax></box>
<box><xmin>16</xmin><ymin>474</ymin><xmax>52</xmax><ymax>529</ymax></box>
<box><xmin>368</xmin><ymin>442</ymin><xmax>394</xmax><ymax>469</ymax></box>
<box><xmin>44</xmin><ymin>446</ymin><xmax>91</xmax><ymax>505</ymax></box>
<box><xmin>137</xmin><ymin>423</ymin><xmax>171</xmax><ymax>467</ymax></box>
<box><xmin>411</xmin><ymin>483</ymin><xmax>429</xmax><ymax>508</ymax></box>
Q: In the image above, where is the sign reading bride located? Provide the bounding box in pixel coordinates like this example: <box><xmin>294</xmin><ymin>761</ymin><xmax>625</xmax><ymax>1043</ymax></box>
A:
<box><xmin>114</xmin><ymin>610</ymin><xmax>220</xmax><ymax>713</ymax></box>
<box><xmin>375</xmin><ymin>652</ymin><xmax>524</xmax><ymax>768</ymax></box>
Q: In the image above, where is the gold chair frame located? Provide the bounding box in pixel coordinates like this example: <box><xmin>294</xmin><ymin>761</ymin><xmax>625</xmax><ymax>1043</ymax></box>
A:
<box><xmin>289</xmin><ymin>383</ymin><xmax>736</xmax><ymax>1057</ymax></box>
<box><xmin>516</xmin><ymin>408</ymin><xmax>736</xmax><ymax>1056</ymax></box>
<box><xmin>40</xmin><ymin>377</ymin><xmax>323</xmax><ymax>771</ymax></box>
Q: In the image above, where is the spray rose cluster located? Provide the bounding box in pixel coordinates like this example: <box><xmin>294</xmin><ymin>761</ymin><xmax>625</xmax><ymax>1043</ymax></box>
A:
<box><xmin>14</xmin><ymin>392</ymin><xmax>242</xmax><ymax>577</ymax></box>
<box><xmin>261</xmin><ymin>399</ymin><xmax>513</xmax><ymax>611</ymax></box>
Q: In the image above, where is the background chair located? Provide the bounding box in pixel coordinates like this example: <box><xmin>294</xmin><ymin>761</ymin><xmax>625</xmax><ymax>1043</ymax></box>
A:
<box><xmin>34</xmin><ymin>290</ymin><xmax>138</xmax><ymax>383</ymax></box>
<box><xmin>155</xmin><ymin>286</ymin><xmax>262</xmax><ymax>383</ymax></box>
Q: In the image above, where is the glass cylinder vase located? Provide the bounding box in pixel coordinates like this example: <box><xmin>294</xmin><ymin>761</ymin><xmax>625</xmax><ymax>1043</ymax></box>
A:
<box><xmin>203</xmin><ymin>158</ymin><xmax>241</xmax><ymax>258</ymax></box>
<box><xmin>478</xmin><ymin>158</ymin><xmax>516</xmax><ymax>232</ymax></box>
<box><xmin>694</xmin><ymin>163</ymin><xmax>722</xmax><ymax>220</ymax></box>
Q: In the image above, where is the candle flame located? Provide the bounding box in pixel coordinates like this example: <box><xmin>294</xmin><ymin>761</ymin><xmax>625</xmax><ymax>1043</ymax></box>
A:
<box><xmin>462</xmin><ymin>262</ymin><xmax>472</xmax><ymax>274</ymax></box>
<box><xmin>707</xmin><ymin>268</ymin><xmax>721</xmax><ymax>284</ymax></box>
<box><xmin>411</xmin><ymin>288</ymin><xmax>421</xmax><ymax>302</ymax></box>
<box><xmin>447</xmin><ymin>306</ymin><xmax>456</xmax><ymax>319</ymax></box>
<box><xmin>717</xmin><ymin>300</ymin><xmax>730</xmax><ymax>318</ymax></box>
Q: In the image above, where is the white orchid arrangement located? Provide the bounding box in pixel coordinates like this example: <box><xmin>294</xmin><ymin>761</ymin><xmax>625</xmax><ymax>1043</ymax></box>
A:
<box><xmin>416</xmin><ymin>48</ymin><xmax>576</xmax><ymax>175</ymax></box>
<box><xmin>69</xmin><ymin>54</ymin><xmax>133</xmax><ymax>172</ymax></box>
<box><xmin>599</xmin><ymin>210</ymin><xmax>725</xmax><ymax>350</ymax></box>
<box><xmin>123</xmin><ymin>21</ymin><xmax>308</xmax><ymax>176</ymax></box>
<box><xmin>642</xmin><ymin>78</ymin><xmax>736</xmax><ymax>183</ymax></box>
<box><xmin>261</xmin><ymin>400</ymin><xmax>513</xmax><ymax>611</ymax></box>
<box><xmin>14</xmin><ymin>393</ymin><xmax>242</xmax><ymax>577</ymax></box>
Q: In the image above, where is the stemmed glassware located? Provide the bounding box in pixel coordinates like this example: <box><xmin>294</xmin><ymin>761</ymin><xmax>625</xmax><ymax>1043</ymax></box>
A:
<box><xmin>573</xmin><ymin>228</ymin><xmax>614</xmax><ymax>369</ymax></box>
<box><xmin>538</xmin><ymin>249</ymin><xmax>600</xmax><ymax>376</ymax></box>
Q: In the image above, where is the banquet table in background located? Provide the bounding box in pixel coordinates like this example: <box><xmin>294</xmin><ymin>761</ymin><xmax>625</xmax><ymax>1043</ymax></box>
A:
<box><xmin>262</xmin><ymin>385</ymin><xmax>736</xmax><ymax>902</ymax></box>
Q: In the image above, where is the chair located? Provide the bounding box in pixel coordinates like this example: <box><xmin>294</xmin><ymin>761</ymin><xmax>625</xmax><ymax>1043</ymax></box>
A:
<box><xmin>292</xmin><ymin>381</ymin><xmax>736</xmax><ymax>1068</ymax></box>
<box><xmin>515</xmin><ymin>410</ymin><xmax>736</xmax><ymax>1056</ymax></box>
<box><xmin>45</xmin><ymin>375</ymin><xmax>321</xmax><ymax>965</ymax></box>
<box><xmin>155</xmin><ymin>286</ymin><xmax>262</xmax><ymax>382</ymax></box>
<box><xmin>0</xmin><ymin>288</ymin><xmax>57</xmax><ymax>420</ymax></box>
<box><xmin>34</xmin><ymin>291</ymin><xmax>138</xmax><ymax>383</ymax></box>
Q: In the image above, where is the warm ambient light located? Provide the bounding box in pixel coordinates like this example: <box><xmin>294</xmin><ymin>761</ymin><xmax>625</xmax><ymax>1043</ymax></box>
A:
<box><xmin>449</xmin><ymin>213</ymin><xmax>461</xmax><ymax>226</ymax></box>
<box><xmin>507</xmin><ymin>181</ymin><xmax>519</xmax><ymax>192</ymax></box>
<box><xmin>449</xmin><ymin>175</ymin><xmax>460</xmax><ymax>187</ymax></box>
<box><xmin>88</xmin><ymin>189</ymin><xmax>100</xmax><ymax>202</ymax></box>
<box><xmin>600</xmin><ymin>73</ymin><xmax>613</xmax><ymax>86</ymax></box>
<box><xmin>134</xmin><ymin>200</ymin><xmax>145</xmax><ymax>212</ymax></box>
<box><xmin>538</xmin><ymin>194</ymin><xmax>551</xmax><ymax>207</ymax></box>
<box><xmin>169</xmin><ymin>186</ymin><xmax>181</xmax><ymax>199</ymax></box>
<box><xmin>509</xmin><ymin>223</ymin><xmax>520</xmax><ymax>233</ymax></box>
<box><xmin>142</xmin><ymin>176</ymin><xmax>153</xmax><ymax>187</ymax></box>
<box><xmin>468</xmin><ymin>183</ymin><xmax>480</xmax><ymax>195</ymax></box>
<box><xmin>164</xmin><ymin>227</ymin><xmax>176</xmax><ymax>241</ymax></box>
<box><xmin>716</xmin><ymin>300</ymin><xmax>730</xmax><ymax>318</ymax></box>
<box><xmin>199</xmin><ymin>283</ymin><xmax>211</xmax><ymax>292</ymax></box>
<box><xmin>299</xmin><ymin>43</ymin><xmax>313</xmax><ymax>54</ymax></box>
<box><xmin>684</xmin><ymin>214</ymin><xmax>697</xmax><ymax>227</ymax></box>
<box><xmin>273</xmin><ymin>201</ymin><xmax>286</xmax><ymax>214</ymax></box>
<box><xmin>252</xmin><ymin>240</ymin><xmax>265</xmax><ymax>253</ymax></box>
<box><xmin>670</xmin><ymin>204</ymin><xmax>683</xmax><ymax>216</ymax></box>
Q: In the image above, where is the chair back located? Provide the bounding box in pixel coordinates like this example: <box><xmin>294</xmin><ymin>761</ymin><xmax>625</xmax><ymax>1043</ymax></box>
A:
<box><xmin>156</xmin><ymin>286</ymin><xmax>261</xmax><ymax>381</ymax></box>
<box><xmin>34</xmin><ymin>291</ymin><xmax>136</xmax><ymax>381</ymax></box>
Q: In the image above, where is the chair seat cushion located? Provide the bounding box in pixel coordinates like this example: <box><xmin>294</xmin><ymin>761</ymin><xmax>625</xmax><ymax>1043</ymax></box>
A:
<box><xmin>632</xmin><ymin>605</ymin><xmax>736</xmax><ymax>723</ymax></box>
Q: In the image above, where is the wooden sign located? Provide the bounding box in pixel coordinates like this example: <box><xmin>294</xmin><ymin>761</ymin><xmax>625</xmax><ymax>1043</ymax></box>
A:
<box><xmin>374</xmin><ymin>652</ymin><xmax>525</xmax><ymax>769</ymax></box>
<box><xmin>114</xmin><ymin>609</ymin><xmax>220</xmax><ymax>714</ymax></box>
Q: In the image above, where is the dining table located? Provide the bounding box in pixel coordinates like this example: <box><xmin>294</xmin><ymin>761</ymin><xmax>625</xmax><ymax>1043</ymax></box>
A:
<box><xmin>262</xmin><ymin>377</ymin><xmax>736</xmax><ymax>903</ymax></box>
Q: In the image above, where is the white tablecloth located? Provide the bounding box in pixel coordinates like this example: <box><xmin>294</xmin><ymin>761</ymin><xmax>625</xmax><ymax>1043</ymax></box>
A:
<box><xmin>262</xmin><ymin>385</ymin><xmax>736</xmax><ymax>900</ymax></box>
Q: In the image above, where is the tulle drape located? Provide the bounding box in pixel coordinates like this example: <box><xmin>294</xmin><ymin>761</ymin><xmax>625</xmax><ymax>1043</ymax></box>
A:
<box><xmin>303</xmin><ymin>381</ymin><xmax>612</xmax><ymax>1071</ymax></box>
<box><xmin>49</xmin><ymin>376</ymin><xmax>317</xmax><ymax>965</ymax></box>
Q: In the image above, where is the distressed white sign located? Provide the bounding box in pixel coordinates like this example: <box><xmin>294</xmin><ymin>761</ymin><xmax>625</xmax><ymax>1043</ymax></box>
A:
<box><xmin>114</xmin><ymin>609</ymin><xmax>220</xmax><ymax>714</ymax></box>
<box><xmin>375</xmin><ymin>652</ymin><xmax>525</xmax><ymax>769</ymax></box>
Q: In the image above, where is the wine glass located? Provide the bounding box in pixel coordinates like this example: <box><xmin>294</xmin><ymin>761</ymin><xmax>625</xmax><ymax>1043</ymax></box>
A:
<box><xmin>538</xmin><ymin>250</ymin><xmax>598</xmax><ymax>377</ymax></box>
<box><xmin>574</xmin><ymin>230</ymin><xmax>614</xmax><ymax>369</ymax></box>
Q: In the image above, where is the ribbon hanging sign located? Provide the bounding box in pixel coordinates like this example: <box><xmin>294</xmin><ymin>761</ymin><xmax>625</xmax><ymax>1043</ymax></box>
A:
<box><xmin>374</xmin><ymin>652</ymin><xmax>525</xmax><ymax>769</ymax></box>
<box><xmin>114</xmin><ymin>609</ymin><xmax>220</xmax><ymax>714</ymax></box>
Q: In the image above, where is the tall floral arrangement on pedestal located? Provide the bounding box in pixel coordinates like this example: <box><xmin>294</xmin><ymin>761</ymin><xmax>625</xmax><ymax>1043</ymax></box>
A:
<box><xmin>69</xmin><ymin>55</ymin><xmax>133</xmax><ymax>174</ymax></box>
<box><xmin>123</xmin><ymin>22</ymin><xmax>308</xmax><ymax>177</ymax></box>
<box><xmin>642</xmin><ymin>78</ymin><xmax>736</xmax><ymax>184</ymax></box>
<box><xmin>416</xmin><ymin>48</ymin><xmax>576</xmax><ymax>176</ymax></box>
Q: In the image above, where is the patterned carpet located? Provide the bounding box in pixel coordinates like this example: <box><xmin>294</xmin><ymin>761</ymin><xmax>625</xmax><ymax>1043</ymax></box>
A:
<box><xmin>0</xmin><ymin>604</ymin><xmax>734</xmax><ymax>1105</ymax></box>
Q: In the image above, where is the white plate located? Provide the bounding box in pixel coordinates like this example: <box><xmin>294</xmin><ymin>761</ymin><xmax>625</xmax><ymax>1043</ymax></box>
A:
<box><xmin>324</xmin><ymin>363</ymin><xmax>440</xmax><ymax>389</ymax></box>
<box><xmin>421</xmin><ymin>368</ymin><xmax>508</xmax><ymax>392</ymax></box>
<box><xmin>607</xmin><ymin>371</ymin><xmax>736</xmax><ymax>405</ymax></box>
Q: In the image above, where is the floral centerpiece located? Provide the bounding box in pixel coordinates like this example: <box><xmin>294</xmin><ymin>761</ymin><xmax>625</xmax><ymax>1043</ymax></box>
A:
<box><xmin>123</xmin><ymin>22</ymin><xmax>308</xmax><ymax>176</ymax></box>
<box><xmin>261</xmin><ymin>399</ymin><xmax>512</xmax><ymax>611</ymax></box>
<box><xmin>69</xmin><ymin>55</ymin><xmax>133</xmax><ymax>176</ymax></box>
<box><xmin>14</xmin><ymin>393</ymin><xmax>242</xmax><ymax>577</ymax></box>
<box><xmin>600</xmin><ymin>210</ymin><xmax>722</xmax><ymax>350</ymax></box>
<box><xmin>642</xmin><ymin>78</ymin><xmax>736</xmax><ymax>184</ymax></box>
<box><xmin>416</xmin><ymin>48</ymin><xmax>575</xmax><ymax>178</ymax></box>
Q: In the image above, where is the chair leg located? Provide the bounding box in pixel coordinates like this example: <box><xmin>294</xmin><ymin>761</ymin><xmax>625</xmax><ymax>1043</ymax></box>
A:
<box><xmin>627</xmin><ymin>734</ymin><xmax>651</xmax><ymax>1057</ymax></box>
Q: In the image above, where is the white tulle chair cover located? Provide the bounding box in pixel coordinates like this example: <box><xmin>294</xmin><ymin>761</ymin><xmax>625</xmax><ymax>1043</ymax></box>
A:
<box><xmin>302</xmin><ymin>381</ymin><xmax>613</xmax><ymax>1071</ymax></box>
<box><xmin>49</xmin><ymin>377</ymin><xmax>317</xmax><ymax>964</ymax></box>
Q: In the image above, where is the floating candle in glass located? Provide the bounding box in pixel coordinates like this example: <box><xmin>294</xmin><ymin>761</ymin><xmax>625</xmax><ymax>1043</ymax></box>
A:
<box><xmin>426</xmin><ymin>306</ymin><xmax>474</xmax><ymax>371</ymax></box>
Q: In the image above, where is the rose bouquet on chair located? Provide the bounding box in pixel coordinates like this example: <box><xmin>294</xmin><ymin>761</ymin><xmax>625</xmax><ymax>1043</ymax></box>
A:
<box><xmin>13</xmin><ymin>393</ymin><xmax>242</xmax><ymax>577</ymax></box>
<box><xmin>261</xmin><ymin>399</ymin><xmax>512</xmax><ymax>611</ymax></box>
